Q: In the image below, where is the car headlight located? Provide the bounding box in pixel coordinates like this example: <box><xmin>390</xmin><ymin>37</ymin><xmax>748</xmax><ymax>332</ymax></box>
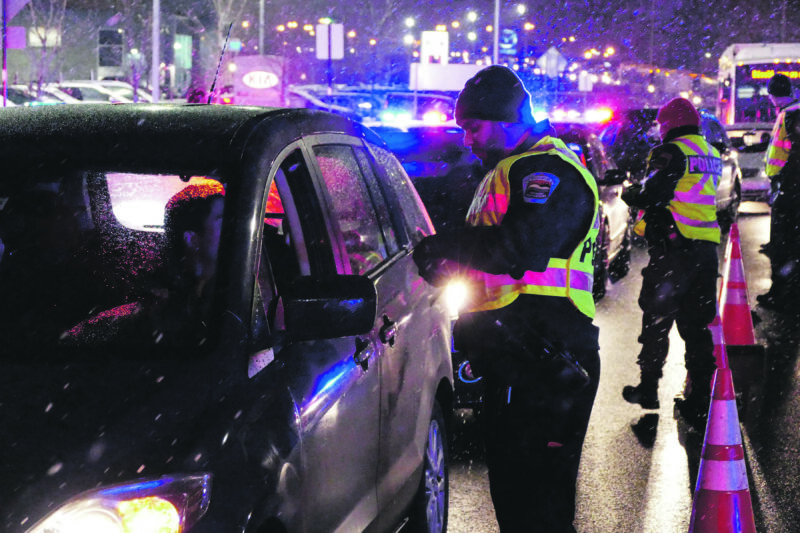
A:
<box><xmin>27</xmin><ymin>474</ymin><xmax>211</xmax><ymax>533</ymax></box>
<box><xmin>444</xmin><ymin>280</ymin><xmax>469</xmax><ymax>319</ymax></box>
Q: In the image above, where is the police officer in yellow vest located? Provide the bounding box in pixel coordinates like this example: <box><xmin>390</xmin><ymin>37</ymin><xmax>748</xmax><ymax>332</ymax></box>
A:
<box><xmin>413</xmin><ymin>65</ymin><xmax>600</xmax><ymax>533</ymax></box>
<box><xmin>756</xmin><ymin>73</ymin><xmax>800</xmax><ymax>314</ymax></box>
<box><xmin>620</xmin><ymin>97</ymin><xmax>720</xmax><ymax>431</ymax></box>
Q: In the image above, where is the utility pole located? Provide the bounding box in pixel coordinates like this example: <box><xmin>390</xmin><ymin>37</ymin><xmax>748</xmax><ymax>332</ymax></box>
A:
<box><xmin>493</xmin><ymin>0</ymin><xmax>499</xmax><ymax>65</ymax></box>
<box><xmin>151</xmin><ymin>0</ymin><xmax>160</xmax><ymax>102</ymax></box>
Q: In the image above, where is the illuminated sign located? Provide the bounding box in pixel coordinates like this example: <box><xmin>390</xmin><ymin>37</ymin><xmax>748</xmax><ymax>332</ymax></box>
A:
<box><xmin>242</xmin><ymin>70</ymin><xmax>279</xmax><ymax>89</ymax></box>
<box><xmin>750</xmin><ymin>68</ymin><xmax>800</xmax><ymax>80</ymax></box>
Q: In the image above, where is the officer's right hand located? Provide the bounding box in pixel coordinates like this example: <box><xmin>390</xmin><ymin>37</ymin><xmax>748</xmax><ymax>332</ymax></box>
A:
<box><xmin>621</xmin><ymin>183</ymin><xmax>642</xmax><ymax>205</ymax></box>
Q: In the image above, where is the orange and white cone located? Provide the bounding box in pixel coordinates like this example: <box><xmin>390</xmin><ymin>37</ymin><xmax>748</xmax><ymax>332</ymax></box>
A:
<box><xmin>688</xmin><ymin>367</ymin><xmax>756</xmax><ymax>533</ymax></box>
<box><xmin>719</xmin><ymin>224</ymin><xmax>757</xmax><ymax>346</ymax></box>
<box><xmin>709</xmin><ymin>308</ymin><xmax>729</xmax><ymax>370</ymax></box>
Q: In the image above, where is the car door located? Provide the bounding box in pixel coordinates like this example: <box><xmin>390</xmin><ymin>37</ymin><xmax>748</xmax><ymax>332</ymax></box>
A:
<box><xmin>255</xmin><ymin>143</ymin><xmax>382</xmax><ymax>532</ymax></box>
<box><xmin>310</xmin><ymin>138</ymin><xmax>450</xmax><ymax>530</ymax></box>
<box><xmin>703</xmin><ymin>115</ymin><xmax>738</xmax><ymax>212</ymax></box>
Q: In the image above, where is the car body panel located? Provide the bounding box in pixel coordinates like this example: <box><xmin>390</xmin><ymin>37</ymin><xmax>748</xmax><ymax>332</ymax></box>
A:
<box><xmin>725</xmin><ymin>122</ymin><xmax>772</xmax><ymax>202</ymax></box>
<box><xmin>0</xmin><ymin>104</ymin><xmax>452</xmax><ymax>532</ymax></box>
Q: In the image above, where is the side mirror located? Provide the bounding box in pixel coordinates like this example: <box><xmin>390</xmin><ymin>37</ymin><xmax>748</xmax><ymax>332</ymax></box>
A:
<box><xmin>281</xmin><ymin>275</ymin><xmax>377</xmax><ymax>341</ymax></box>
<box><xmin>711</xmin><ymin>141</ymin><xmax>728</xmax><ymax>154</ymax></box>
<box><xmin>603</xmin><ymin>168</ymin><xmax>629</xmax><ymax>185</ymax></box>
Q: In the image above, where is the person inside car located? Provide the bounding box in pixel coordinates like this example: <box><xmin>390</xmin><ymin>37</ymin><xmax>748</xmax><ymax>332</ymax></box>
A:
<box><xmin>0</xmin><ymin>181</ymin><xmax>104</xmax><ymax>347</ymax></box>
<box><xmin>62</xmin><ymin>179</ymin><xmax>225</xmax><ymax>348</ymax></box>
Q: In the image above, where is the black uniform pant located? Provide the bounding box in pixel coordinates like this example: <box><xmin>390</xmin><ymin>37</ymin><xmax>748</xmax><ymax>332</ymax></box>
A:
<box><xmin>635</xmin><ymin>240</ymin><xmax>718</xmax><ymax>397</ymax></box>
<box><xmin>479</xmin><ymin>349</ymin><xmax>600</xmax><ymax>533</ymax></box>
<box><xmin>768</xmin><ymin>190</ymin><xmax>800</xmax><ymax>300</ymax></box>
<box><xmin>454</xmin><ymin>296</ymin><xmax>600</xmax><ymax>532</ymax></box>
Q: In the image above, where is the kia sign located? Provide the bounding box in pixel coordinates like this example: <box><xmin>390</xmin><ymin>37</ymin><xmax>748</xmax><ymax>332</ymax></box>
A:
<box><xmin>242</xmin><ymin>70</ymin><xmax>279</xmax><ymax>90</ymax></box>
<box><xmin>233</xmin><ymin>55</ymin><xmax>285</xmax><ymax>107</ymax></box>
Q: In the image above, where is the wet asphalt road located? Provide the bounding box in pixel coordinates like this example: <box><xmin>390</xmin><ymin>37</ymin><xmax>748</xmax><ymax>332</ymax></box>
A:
<box><xmin>446</xmin><ymin>203</ymin><xmax>795</xmax><ymax>533</ymax></box>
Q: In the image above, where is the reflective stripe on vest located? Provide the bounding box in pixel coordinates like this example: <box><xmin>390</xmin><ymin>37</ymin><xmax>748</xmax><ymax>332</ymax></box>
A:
<box><xmin>669</xmin><ymin>135</ymin><xmax>721</xmax><ymax>243</ymax></box>
<box><xmin>765</xmin><ymin>101</ymin><xmax>800</xmax><ymax>178</ymax></box>
<box><xmin>463</xmin><ymin>136</ymin><xmax>599</xmax><ymax>318</ymax></box>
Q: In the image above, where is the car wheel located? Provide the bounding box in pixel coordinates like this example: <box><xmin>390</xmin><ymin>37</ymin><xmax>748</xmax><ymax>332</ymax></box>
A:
<box><xmin>592</xmin><ymin>220</ymin><xmax>609</xmax><ymax>301</ymax></box>
<box><xmin>608</xmin><ymin>224</ymin><xmax>631</xmax><ymax>282</ymax></box>
<box><xmin>407</xmin><ymin>400</ymin><xmax>448</xmax><ymax>533</ymax></box>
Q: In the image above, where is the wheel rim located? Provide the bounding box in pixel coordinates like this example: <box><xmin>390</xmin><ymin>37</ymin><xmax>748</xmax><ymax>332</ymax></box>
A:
<box><xmin>423</xmin><ymin>418</ymin><xmax>446</xmax><ymax>533</ymax></box>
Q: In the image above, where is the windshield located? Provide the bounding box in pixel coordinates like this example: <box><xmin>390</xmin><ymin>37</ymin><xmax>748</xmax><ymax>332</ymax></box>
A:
<box><xmin>730</xmin><ymin>64</ymin><xmax>800</xmax><ymax>123</ymax></box>
<box><xmin>0</xmin><ymin>172</ymin><xmax>225</xmax><ymax>357</ymax></box>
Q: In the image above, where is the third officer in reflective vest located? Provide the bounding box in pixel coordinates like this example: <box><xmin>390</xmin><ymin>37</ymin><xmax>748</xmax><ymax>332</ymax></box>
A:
<box><xmin>756</xmin><ymin>73</ymin><xmax>800</xmax><ymax>314</ymax></box>
<box><xmin>621</xmin><ymin>97</ymin><xmax>720</xmax><ymax>432</ymax></box>
<box><xmin>413</xmin><ymin>65</ymin><xmax>600</xmax><ymax>532</ymax></box>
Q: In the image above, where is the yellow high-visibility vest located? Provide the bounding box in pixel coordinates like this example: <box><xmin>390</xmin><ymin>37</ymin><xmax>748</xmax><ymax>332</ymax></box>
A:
<box><xmin>765</xmin><ymin>101</ymin><xmax>800</xmax><ymax>178</ymax></box>
<box><xmin>634</xmin><ymin>134</ymin><xmax>721</xmax><ymax>244</ymax></box>
<box><xmin>462</xmin><ymin>136</ymin><xmax>599</xmax><ymax>318</ymax></box>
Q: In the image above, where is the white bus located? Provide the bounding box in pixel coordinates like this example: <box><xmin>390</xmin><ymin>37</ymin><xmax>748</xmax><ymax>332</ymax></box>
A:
<box><xmin>718</xmin><ymin>42</ymin><xmax>800</xmax><ymax>125</ymax></box>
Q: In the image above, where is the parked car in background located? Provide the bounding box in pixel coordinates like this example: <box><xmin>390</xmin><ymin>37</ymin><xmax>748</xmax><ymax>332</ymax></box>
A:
<box><xmin>380</xmin><ymin>91</ymin><xmax>456</xmax><ymax>125</ymax></box>
<box><xmin>0</xmin><ymin>104</ymin><xmax>453</xmax><ymax>533</ymax></box>
<box><xmin>599</xmin><ymin>107</ymin><xmax>742</xmax><ymax>233</ymax></box>
<box><xmin>725</xmin><ymin>122</ymin><xmax>772</xmax><ymax>202</ymax></box>
<box><xmin>46</xmin><ymin>80</ymin><xmax>133</xmax><ymax>103</ymax></box>
<box><xmin>6</xmin><ymin>85</ymin><xmax>66</xmax><ymax>106</ymax></box>
<box><xmin>96</xmin><ymin>79</ymin><xmax>154</xmax><ymax>103</ymax></box>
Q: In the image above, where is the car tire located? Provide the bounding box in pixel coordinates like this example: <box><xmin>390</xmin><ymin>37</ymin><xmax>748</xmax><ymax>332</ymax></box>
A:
<box><xmin>608</xmin><ymin>225</ymin><xmax>631</xmax><ymax>282</ymax></box>
<box><xmin>592</xmin><ymin>220</ymin><xmax>609</xmax><ymax>301</ymax></box>
<box><xmin>406</xmin><ymin>399</ymin><xmax>449</xmax><ymax>533</ymax></box>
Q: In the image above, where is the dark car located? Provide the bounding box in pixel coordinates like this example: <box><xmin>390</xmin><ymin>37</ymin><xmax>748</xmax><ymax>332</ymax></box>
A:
<box><xmin>599</xmin><ymin>107</ymin><xmax>742</xmax><ymax>233</ymax></box>
<box><xmin>0</xmin><ymin>104</ymin><xmax>454</xmax><ymax>533</ymax></box>
<box><xmin>374</xmin><ymin>121</ymin><xmax>629</xmax><ymax>411</ymax></box>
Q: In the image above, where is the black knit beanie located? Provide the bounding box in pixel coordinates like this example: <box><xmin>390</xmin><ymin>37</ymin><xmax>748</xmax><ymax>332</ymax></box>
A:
<box><xmin>455</xmin><ymin>65</ymin><xmax>535</xmax><ymax>124</ymax></box>
<box><xmin>768</xmin><ymin>74</ymin><xmax>792</xmax><ymax>97</ymax></box>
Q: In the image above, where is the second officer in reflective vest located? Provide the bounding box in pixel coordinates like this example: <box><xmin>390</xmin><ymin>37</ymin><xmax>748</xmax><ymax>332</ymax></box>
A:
<box><xmin>413</xmin><ymin>65</ymin><xmax>600</xmax><ymax>533</ymax></box>
<box><xmin>621</xmin><ymin>97</ymin><xmax>721</xmax><ymax>432</ymax></box>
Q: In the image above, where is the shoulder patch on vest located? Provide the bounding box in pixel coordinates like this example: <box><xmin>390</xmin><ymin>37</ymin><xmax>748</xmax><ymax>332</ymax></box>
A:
<box><xmin>521</xmin><ymin>172</ymin><xmax>560</xmax><ymax>204</ymax></box>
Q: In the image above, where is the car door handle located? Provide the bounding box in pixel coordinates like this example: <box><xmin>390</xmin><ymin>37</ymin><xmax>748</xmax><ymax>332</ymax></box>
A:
<box><xmin>379</xmin><ymin>315</ymin><xmax>396</xmax><ymax>347</ymax></box>
<box><xmin>354</xmin><ymin>337</ymin><xmax>374</xmax><ymax>371</ymax></box>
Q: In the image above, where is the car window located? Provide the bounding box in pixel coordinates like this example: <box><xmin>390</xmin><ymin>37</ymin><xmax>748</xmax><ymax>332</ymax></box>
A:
<box><xmin>704</xmin><ymin>117</ymin><xmax>730</xmax><ymax>148</ymax></box>
<box><xmin>313</xmin><ymin>144</ymin><xmax>389</xmax><ymax>275</ymax></box>
<box><xmin>368</xmin><ymin>143</ymin><xmax>434</xmax><ymax>246</ymax></box>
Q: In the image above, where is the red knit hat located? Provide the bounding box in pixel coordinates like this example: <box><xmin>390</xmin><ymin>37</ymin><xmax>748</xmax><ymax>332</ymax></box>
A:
<box><xmin>656</xmin><ymin>97</ymin><xmax>700</xmax><ymax>132</ymax></box>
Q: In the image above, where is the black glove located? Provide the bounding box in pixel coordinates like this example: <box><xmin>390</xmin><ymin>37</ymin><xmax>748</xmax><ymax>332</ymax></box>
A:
<box><xmin>621</xmin><ymin>183</ymin><xmax>642</xmax><ymax>206</ymax></box>
<box><xmin>413</xmin><ymin>236</ymin><xmax>451</xmax><ymax>286</ymax></box>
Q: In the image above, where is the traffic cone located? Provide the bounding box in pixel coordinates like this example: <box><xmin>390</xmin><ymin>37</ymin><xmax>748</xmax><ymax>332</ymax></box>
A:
<box><xmin>719</xmin><ymin>223</ymin><xmax>757</xmax><ymax>346</ymax></box>
<box><xmin>688</xmin><ymin>367</ymin><xmax>756</xmax><ymax>533</ymax></box>
<box><xmin>708</xmin><ymin>307</ymin><xmax>729</xmax><ymax>370</ymax></box>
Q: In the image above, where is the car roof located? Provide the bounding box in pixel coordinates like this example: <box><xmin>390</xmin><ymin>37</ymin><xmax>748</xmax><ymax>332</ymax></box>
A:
<box><xmin>0</xmin><ymin>103</ymin><xmax>381</xmax><ymax>178</ymax></box>
<box><xmin>724</xmin><ymin>122</ymin><xmax>773</xmax><ymax>131</ymax></box>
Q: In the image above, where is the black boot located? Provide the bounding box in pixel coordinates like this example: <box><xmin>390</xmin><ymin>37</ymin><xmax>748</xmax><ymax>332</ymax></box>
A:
<box><xmin>622</xmin><ymin>380</ymin><xmax>660</xmax><ymax>409</ymax></box>
<box><xmin>675</xmin><ymin>393</ymin><xmax>710</xmax><ymax>432</ymax></box>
